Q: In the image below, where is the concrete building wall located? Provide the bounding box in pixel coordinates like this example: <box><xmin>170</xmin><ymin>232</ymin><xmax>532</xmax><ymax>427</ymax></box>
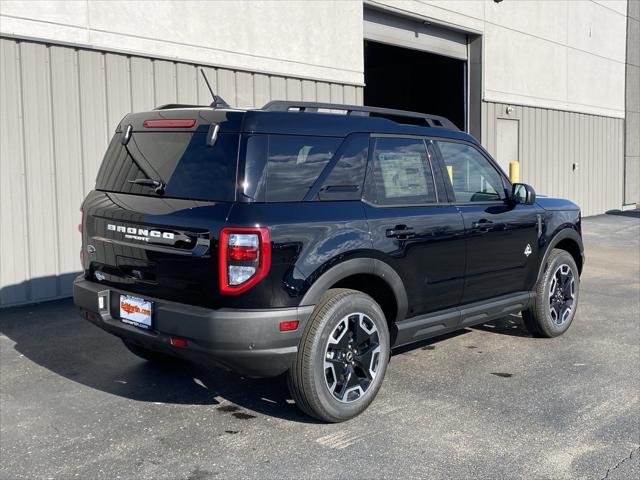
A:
<box><xmin>0</xmin><ymin>37</ymin><xmax>362</xmax><ymax>308</ymax></box>
<box><xmin>625</xmin><ymin>0</ymin><xmax>640</xmax><ymax>206</ymax></box>
<box><xmin>373</xmin><ymin>0</ymin><xmax>627</xmax><ymax>118</ymax></box>
<box><xmin>1</xmin><ymin>1</ymin><xmax>628</xmax><ymax>117</ymax></box>
<box><xmin>0</xmin><ymin>0</ymin><xmax>364</xmax><ymax>85</ymax></box>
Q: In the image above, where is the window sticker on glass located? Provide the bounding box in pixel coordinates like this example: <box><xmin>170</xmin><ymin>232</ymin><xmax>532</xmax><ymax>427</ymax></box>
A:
<box><xmin>378</xmin><ymin>152</ymin><xmax>429</xmax><ymax>198</ymax></box>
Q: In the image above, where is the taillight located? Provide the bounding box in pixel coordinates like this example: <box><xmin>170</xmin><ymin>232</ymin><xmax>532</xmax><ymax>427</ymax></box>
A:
<box><xmin>218</xmin><ymin>227</ymin><xmax>271</xmax><ymax>295</ymax></box>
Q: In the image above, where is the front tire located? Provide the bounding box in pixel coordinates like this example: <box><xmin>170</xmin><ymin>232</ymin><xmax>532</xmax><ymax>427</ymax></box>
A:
<box><xmin>523</xmin><ymin>248</ymin><xmax>580</xmax><ymax>337</ymax></box>
<box><xmin>287</xmin><ymin>289</ymin><xmax>390</xmax><ymax>423</ymax></box>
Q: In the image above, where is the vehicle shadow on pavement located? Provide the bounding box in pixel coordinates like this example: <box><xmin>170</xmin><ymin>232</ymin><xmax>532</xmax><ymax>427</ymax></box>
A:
<box><xmin>0</xmin><ymin>299</ymin><xmax>320</xmax><ymax>424</ymax></box>
<box><xmin>1</xmin><ymin>299</ymin><xmax>531</xmax><ymax>423</ymax></box>
<box><xmin>471</xmin><ymin>314</ymin><xmax>532</xmax><ymax>337</ymax></box>
<box><xmin>390</xmin><ymin>314</ymin><xmax>531</xmax><ymax>356</ymax></box>
<box><xmin>391</xmin><ymin>329</ymin><xmax>470</xmax><ymax>355</ymax></box>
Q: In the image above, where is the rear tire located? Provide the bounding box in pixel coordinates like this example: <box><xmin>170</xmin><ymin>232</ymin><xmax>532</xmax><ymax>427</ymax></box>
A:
<box><xmin>522</xmin><ymin>248</ymin><xmax>580</xmax><ymax>338</ymax></box>
<box><xmin>122</xmin><ymin>339</ymin><xmax>174</xmax><ymax>363</ymax></box>
<box><xmin>287</xmin><ymin>288</ymin><xmax>390</xmax><ymax>423</ymax></box>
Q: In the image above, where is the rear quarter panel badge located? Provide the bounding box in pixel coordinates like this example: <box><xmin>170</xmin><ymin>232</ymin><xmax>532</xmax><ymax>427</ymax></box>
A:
<box><xmin>524</xmin><ymin>244</ymin><xmax>532</xmax><ymax>257</ymax></box>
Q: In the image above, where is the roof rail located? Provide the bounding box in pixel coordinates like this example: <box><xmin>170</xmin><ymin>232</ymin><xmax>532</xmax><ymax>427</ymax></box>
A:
<box><xmin>260</xmin><ymin>101</ymin><xmax>459</xmax><ymax>130</ymax></box>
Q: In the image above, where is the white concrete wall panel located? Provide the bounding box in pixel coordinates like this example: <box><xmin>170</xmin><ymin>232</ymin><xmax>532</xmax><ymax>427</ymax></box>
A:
<box><xmin>483</xmin><ymin>22</ymin><xmax>568</xmax><ymax>111</ymax></box>
<box><xmin>484</xmin><ymin>0</ymin><xmax>568</xmax><ymax>44</ymax></box>
<box><xmin>567</xmin><ymin>48</ymin><xmax>626</xmax><ymax>116</ymax></box>
<box><xmin>2</xmin><ymin>1</ymin><xmax>628</xmax><ymax>116</ymax></box>
<box><xmin>374</xmin><ymin>0</ymin><xmax>627</xmax><ymax>117</ymax></box>
<box><xmin>568</xmin><ymin>0</ymin><xmax>628</xmax><ymax>63</ymax></box>
<box><xmin>0</xmin><ymin>0</ymin><xmax>364</xmax><ymax>85</ymax></box>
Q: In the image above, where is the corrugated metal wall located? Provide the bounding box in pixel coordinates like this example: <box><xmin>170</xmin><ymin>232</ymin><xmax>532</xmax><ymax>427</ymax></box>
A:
<box><xmin>0</xmin><ymin>37</ymin><xmax>363</xmax><ymax>308</ymax></box>
<box><xmin>482</xmin><ymin>101</ymin><xmax>625</xmax><ymax>217</ymax></box>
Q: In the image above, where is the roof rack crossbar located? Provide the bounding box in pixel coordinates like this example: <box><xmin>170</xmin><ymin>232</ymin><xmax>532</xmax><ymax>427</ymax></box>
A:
<box><xmin>260</xmin><ymin>101</ymin><xmax>459</xmax><ymax>130</ymax></box>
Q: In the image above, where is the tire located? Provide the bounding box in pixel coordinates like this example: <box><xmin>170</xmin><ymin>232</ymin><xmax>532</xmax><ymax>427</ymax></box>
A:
<box><xmin>287</xmin><ymin>288</ymin><xmax>391</xmax><ymax>423</ymax></box>
<box><xmin>522</xmin><ymin>248</ymin><xmax>580</xmax><ymax>338</ymax></box>
<box><xmin>122</xmin><ymin>339</ymin><xmax>175</xmax><ymax>363</ymax></box>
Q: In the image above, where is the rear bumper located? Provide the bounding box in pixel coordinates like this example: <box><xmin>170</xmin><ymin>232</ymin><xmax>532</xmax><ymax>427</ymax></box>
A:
<box><xmin>73</xmin><ymin>276</ymin><xmax>313</xmax><ymax>378</ymax></box>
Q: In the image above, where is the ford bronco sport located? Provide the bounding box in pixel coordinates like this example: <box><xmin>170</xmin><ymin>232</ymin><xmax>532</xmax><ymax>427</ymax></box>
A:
<box><xmin>74</xmin><ymin>100</ymin><xmax>584</xmax><ymax>422</ymax></box>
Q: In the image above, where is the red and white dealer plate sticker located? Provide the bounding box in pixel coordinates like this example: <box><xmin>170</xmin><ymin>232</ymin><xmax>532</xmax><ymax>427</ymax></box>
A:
<box><xmin>119</xmin><ymin>295</ymin><xmax>153</xmax><ymax>329</ymax></box>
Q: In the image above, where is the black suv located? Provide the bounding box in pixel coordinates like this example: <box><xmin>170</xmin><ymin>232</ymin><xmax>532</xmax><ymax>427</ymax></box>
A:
<box><xmin>74</xmin><ymin>100</ymin><xmax>584</xmax><ymax>422</ymax></box>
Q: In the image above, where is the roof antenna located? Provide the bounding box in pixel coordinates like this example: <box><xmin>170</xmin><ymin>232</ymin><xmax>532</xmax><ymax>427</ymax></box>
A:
<box><xmin>200</xmin><ymin>69</ymin><xmax>230</xmax><ymax>109</ymax></box>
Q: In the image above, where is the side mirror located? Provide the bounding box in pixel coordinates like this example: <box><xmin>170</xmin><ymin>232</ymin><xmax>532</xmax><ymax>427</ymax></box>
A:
<box><xmin>511</xmin><ymin>183</ymin><xmax>536</xmax><ymax>205</ymax></box>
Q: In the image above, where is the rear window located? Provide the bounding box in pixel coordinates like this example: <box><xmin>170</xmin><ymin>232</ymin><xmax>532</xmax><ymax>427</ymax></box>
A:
<box><xmin>242</xmin><ymin>134</ymin><xmax>342</xmax><ymax>202</ymax></box>
<box><xmin>96</xmin><ymin>131</ymin><xmax>239</xmax><ymax>202</ymax></box>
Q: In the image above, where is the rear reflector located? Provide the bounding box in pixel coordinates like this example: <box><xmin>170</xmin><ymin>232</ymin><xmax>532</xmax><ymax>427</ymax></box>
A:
<box><xmin>279</xmin><ymin>321</ymin><xmax>299</xmax><ymax>332</ymax></box>
<box><xmin>170</xmin><ymin>337</ymin><xmax>188</xmax><ymax>348</ymax></box>
<box><xmin>143</xmin><ymin>119</ymin><xmax>196</xmax><ymax>128</ymax></box>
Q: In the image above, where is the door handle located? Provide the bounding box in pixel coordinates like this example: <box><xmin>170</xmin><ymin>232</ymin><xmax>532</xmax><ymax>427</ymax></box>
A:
<box><xmin>386</xmin><ymin>225</ymin><xmax>415</xmax><ymax>239</ymax></box>
<box><xmin>471</xmin><ymin>219</ymin><xmax>494</xmax><ymax>231</ymax></box>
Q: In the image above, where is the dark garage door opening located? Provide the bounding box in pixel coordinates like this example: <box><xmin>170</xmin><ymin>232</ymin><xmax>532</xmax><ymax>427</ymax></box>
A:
<box><xmin>364</xmin><ymin>40</ymin><xmax>466</xmax><ymax>130</ymax></box>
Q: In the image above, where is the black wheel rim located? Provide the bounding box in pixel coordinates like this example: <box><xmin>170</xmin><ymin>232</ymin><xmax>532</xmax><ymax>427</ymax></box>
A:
<box><xmin>324</xmin><ymin>313</ymin><xmax>381</xmax><ymax>403</ymax></box>
<box><xmin>548</xmin><ymin>264</ymin><xmax>575</xmax><ymax>326</ymax></box>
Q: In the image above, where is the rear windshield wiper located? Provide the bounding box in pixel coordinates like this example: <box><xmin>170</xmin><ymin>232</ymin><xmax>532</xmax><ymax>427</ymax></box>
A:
<box><xmin>121</xmin><ymin>125</ymin><xmax>166</xmax><ymax>194</ymax></box>
<box><xmin>128</xmin><ymin>178</ymin><xmax>165</xmax><ymax>194</ymax></box>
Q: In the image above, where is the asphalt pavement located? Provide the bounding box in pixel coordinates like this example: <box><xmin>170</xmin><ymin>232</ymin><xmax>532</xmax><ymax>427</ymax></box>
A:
<box><xmin>1</xmin><ymin>212</ymin><xmax>638</xmax><ymax>479</ymax></box>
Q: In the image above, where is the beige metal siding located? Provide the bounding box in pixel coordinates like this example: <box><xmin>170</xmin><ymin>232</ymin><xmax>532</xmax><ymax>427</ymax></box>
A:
<box><xmin>482</xmin><ymin>101</ymin><xmax>624</xmax><ymax>217</ymax></box>
<box><xmin>0</xmin><ymin>37</ymin><xmax>363</xmax><ymax>308</ymax></box>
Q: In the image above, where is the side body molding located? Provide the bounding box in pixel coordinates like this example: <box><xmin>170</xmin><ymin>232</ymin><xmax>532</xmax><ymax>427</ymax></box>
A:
<box><xmin>299</xmin><ymin>258</ymin><xmax>409</xmax><ymax>322</ymax></box>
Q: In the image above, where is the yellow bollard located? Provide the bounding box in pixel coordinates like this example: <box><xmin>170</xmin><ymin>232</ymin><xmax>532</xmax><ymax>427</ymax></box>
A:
<box><xmin>446</xmin><ymin>165</ymin><xmax>453</xmax><ymax>184</ymax></box>
<box><xmin>509</xmin><ymin>161</ymin><xmax>520</xmax><ymax>183</ymax></box>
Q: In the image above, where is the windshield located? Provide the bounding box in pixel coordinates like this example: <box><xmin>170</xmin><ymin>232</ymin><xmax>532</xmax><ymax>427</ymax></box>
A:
<box><xmin>96</xmin><ymin>131</ymin><xmax>239</xmax><ymax>202</ymax></box>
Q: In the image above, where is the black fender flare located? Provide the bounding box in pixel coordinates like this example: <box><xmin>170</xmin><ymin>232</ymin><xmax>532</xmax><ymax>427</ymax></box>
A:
<box><xmin>299</xmin><ymin>258</ymin><xmax>408</xmax><ymax>322</ymax></box>
<box><xmin>536</xmin><ymin>227</ymin><xmax>584</xmax><ymax>283</ymax></box>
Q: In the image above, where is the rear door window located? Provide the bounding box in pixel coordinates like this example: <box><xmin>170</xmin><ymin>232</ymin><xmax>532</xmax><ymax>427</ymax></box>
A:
<box><xmin>96</xmin><ymin>131</ymin><xmax>239</xmax><ymax>202</ymax></box>
<box><xmin>242</xmin><ymin>135</ymin><xmax>341</xmax><ymax>202</ymax></box>
<box><xmin>364</xmin><ymin>137</ymin><xmax>437</xmax><ymax>205</ymax></box>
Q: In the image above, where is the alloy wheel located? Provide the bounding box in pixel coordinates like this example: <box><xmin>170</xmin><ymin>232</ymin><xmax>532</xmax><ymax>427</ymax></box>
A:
<box><xmin>324</xmin><ymin>313</ymin><xmax>382</xmax><ymax>403</ymax></box>
<box><xmin>548</xmin><ymin>264</ymin><xmax>575</xmax><ymax>325</ymax></box>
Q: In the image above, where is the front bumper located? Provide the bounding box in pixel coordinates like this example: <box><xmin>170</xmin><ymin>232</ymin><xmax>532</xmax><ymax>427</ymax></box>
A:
<box><xmin>73</xmin><ymin>276</ymin><xmax>313</xmax><ymax>377</ymax></box>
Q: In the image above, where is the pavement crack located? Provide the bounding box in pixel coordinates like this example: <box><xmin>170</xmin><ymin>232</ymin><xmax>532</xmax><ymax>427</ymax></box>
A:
<box><xmin>600</xmin><ymin>445</ymin><xmax>639</xmax><ymax>480</ymax></box>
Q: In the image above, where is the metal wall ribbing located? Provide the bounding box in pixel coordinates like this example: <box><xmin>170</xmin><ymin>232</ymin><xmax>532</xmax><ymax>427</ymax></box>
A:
<box><xmin>0</xmin><ymin>37</ymin><xmax>363</xmax><ymax>308</ymax></box>
<box><xmin>482</xmin><ymin>101</ymin><xmax>625</xmax><ymax>217</ymax></box>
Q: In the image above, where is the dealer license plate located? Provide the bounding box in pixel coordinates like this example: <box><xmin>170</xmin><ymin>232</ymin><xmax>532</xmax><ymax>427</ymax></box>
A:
<box><xmin>119</xmin><ymin>295</ymin><xmax>153</xmax><ymax>329</ymax></box>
